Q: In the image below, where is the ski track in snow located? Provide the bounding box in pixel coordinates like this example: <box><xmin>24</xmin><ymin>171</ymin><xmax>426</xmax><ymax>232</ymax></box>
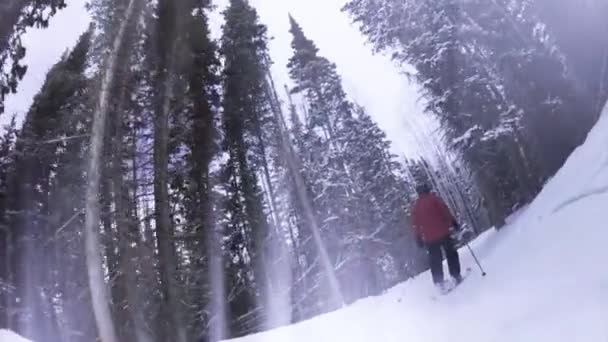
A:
<box><xmin>226</xmin><ymin>103</ymin><xmax>608</xmax><ymax>342</ymax></box>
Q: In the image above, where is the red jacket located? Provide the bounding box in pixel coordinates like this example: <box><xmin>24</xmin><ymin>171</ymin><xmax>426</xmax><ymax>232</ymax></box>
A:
<box><xmin>412</xmin><ymin>193</ymin><xmax>455</xmax><ymax>243</ymax></box>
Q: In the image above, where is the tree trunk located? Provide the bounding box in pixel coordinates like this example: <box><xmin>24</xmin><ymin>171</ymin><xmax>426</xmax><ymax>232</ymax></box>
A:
<box><xmin>152</xmin><ymin>0</ymin><xmax>189</xmax><ymax>338</ymax></box>
<box><xmin>127</xmin><ymin>109</ymin><xmax>153</xmax><ymax>342</ymax></box>
<box><xmin>82</xmin><ymin>0</ymin><xmax>140</xmax><ymax>340</ymax></box>
<box><xmin>153</xmin><ymin>52</ymin><xmax>187</xmax><ymax>342</ymax></box>
<box><xmin>109</xmin><ymin>84</ymin><xmax>143</xmax><ymax>341</ymax></box>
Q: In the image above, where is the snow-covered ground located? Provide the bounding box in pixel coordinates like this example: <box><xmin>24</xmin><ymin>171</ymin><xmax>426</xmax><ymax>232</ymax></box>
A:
<box><xmin>227</xmin><ymin>103</ymin><xmax>608</xmax><ymax>342</ymax></box>
<box><xmin>0</xmin><ymin>330</ymin><xmax>32</xmax><ymax>342</ymax></box>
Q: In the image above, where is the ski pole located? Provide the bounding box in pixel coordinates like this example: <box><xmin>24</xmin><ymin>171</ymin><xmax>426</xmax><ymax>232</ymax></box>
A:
<box><xmin>466</xmin><ymin>243</ymin><xmax>487</xmax><ymax>276</ymax></box>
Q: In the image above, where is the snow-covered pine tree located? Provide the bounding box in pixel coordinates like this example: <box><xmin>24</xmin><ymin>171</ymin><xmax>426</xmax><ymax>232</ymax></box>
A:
<box><xmin>84</xmin><ymin>0</ymin><xmax>147</xmax><ymax>340</ymax></box>
<box><xmin>219</xmin><ymin>0</ymin><xmax>279</xmax><ymax>336</ymax></box>
<box><xmin>42</xmin><ymin>28</ymin><xmax>100</xmax><ymax>342</ymax></box>
<box><xmin>94</xmin><ymin>0</ymin><xmax>222</xmax><ymax>339</ymax></box>
<box><xmin>172</xmin><ymin>0</ymin><xmax>222</xmax><ymax>339</ymax></box>
<box><xmin>5</xmin><ymin>26</ymin><xmax>94</xmax><ymax>341</ymax></box>
<box><xmin>344</xmin><ymin>105</ymin><xmax>424</xmax><ymax>286</ymax></box>
<box><xmin>267</xmin><ymin>85</ymin><xmax>338</xmax><ymax>322</ymax></box>
<box><xmin>287</xmin><ymin>15</ymin><xmax>363</xmax><ymax>306</ymax></box>
<box><xmin>287</xmin><ymin>15</ymin><xmax>418</xmax><ymax>305</ymax></box>
<box><xmin>452</xmin><ymin>0</ymin><xmax>591</xmax><ymax>197</ymax></box>
<box><xmin>0</xmin><ymin>116</ymin><xmax>18</xmax><ymax>329</ymax></box>
<box><xmin>486</xmin><ymin>0</ymin><xmax>597</xmax><ymax>181</ymax></box>
<box><xmin>261</xmin><ymin>77</ymin><xmax>312</xmax><ymax>324</ymax></box>
<box><xmin>342</xmin><ymin>0</ymin><xmax>509</xmax><ymax>224</ymax></box>
<box><xmin>96</xmin><ymin>2</ymin><xmax>150</xmax><ymax>338</ymax></box>
<box><xmin>149</xmin><ymin>0</ymin><xmax>190</xmax><ymax>339</ymax></box>
<box><xmin>343</xmin><ymin>0</ymin><xmax>592</xmax><ymax>225</ymax></box>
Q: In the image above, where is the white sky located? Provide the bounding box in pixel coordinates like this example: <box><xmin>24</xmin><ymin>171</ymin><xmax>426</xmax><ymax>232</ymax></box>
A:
<box><xmin>3</xmin><ymin>0</ymin><xmax>436</xmax><ymax>157</ymax></box>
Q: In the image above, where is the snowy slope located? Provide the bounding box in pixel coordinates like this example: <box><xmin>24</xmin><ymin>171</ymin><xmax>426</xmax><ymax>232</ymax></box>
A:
<box><xmin>227</xmin><ymin>102</ymin><xmax>608</xmax><ymax>342</ymax></box>
<box><xmin>0</xmin><ymin>330</ymin><xmax>32</xmax><ymax>342</ymax></box>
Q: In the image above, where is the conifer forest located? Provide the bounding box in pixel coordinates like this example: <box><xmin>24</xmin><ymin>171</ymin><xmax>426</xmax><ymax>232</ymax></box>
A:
<box><xmin>0</xmin><ymin>0</ymin><xmax>606</xmax><ymax>341</ymax></box>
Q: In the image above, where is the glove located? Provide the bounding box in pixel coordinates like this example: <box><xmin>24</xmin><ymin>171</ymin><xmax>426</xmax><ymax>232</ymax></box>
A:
<box><xmin>416</xmin><ymin>236</ymin><xmax>424</xmax><ymax>249</ymax></box>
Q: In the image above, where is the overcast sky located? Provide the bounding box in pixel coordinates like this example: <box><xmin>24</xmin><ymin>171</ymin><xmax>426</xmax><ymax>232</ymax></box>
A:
<box><xmin>3</xmin><ymin>0</ymin><xmax>435</xmax><ymax>157</ymax></box>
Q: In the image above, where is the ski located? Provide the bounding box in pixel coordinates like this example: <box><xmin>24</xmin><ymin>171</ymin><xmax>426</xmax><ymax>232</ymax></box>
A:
<box><xmin>430</xmin><ymin>267</ymin><xmax>472</xmax><ymax>300</ymax></box>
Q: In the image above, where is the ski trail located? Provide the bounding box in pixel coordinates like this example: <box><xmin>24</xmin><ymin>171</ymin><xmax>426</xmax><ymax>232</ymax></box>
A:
<box><xmin>552</xmin><ymin>184</ymin><xmax>608</xmax><ymax>213</ymax></box>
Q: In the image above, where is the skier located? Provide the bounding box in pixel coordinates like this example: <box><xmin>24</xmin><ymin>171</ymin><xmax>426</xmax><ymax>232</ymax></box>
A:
<box><xmin>412</xmin><ymin>183</ymin><xmax>463</xmax><ymax>291</ymax></box>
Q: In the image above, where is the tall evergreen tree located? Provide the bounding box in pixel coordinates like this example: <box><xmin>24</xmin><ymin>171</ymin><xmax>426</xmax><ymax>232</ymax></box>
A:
<box><xmin>171</xmin><ymin>0</ymin><xmax>222</xmax><ymax>339</ymax></box>
<box><xmin>0</xmin><ymin>116</ymin><xmax>18</xmax><ymax>330</ymax></box>
<box><xmin>5</xmin><ymin>25</ymin><xmax>93</xmax><ymax>341</ymax></box>
<box><xmin>345</xmin><ymin>106</ymin><xmax>424</xmax><ymax>283</ymax></box>
<box><xmin>287</xmin><ymin>15</ymin><xmax>417</xmax><ymax>306</ymax></box>
<box><xmin>287</xmin><ymin>15</ymin><xmax>360</xmax><ymax>306</ymax></box>
<box><xmin>150</xmin><ymin>0</ymin><xmax>189</xmax><ymax>340</ymax></box>
<box><xmin>219</xmin><ymin>0</ymin><xmax>282</xmax><ymax>336</ymax></box>
<box><xmin>100</xmin><ymin>1</ymin><xmax>149</xmax><ymax>338</ymax></box>
<box><xmin>84</xmin><ymin>0</ymin><xmax>147</xmax><ymax>341</ymax></box>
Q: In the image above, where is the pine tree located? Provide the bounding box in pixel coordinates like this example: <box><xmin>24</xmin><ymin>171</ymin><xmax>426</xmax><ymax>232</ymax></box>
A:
<box><xmin>287</xmin><ymin>15</ymin><xmax>360</xmax><ymax>306</ymax></box>
<box><xmin>287</xmin><ymin>15</ymin><xmax>418</xmax><ymax>305</ymax></box>
<box><xmin>89</xmin><ymin>0</ymin><xmax>225</xmax><ymax>339</ymax></box>
<box><xmin>346</xmin><ymin>106</ymin><xmax>423</xmax><ymax>284</ymax></box>
<box><xmin>342</xmin><ymin>0</ymin><xmax>593</xmax><ymax>224</ymax></box>
<box><xmin>174</xmin><ymin>0</ymin><xmax>222</xmax><ymax>339</ymax></box>
<box><xmin>150</xmin><ymin>0</ymin><xmax>189</xmax><ymax>339</ymax></box>
<box><xmin>5</xmin><ymin>25</ymin><xmax>93</xmax><ymax>341</ymax></box>
<box><xmin>219</xmin><ymin>0</ymin><xmax>280</xmax><ymax>336</ymax></box>
<box><xmin>0</xmin><ymin>116</ymin><xmax>18</xmax><ymax>329</ymax></box>
<box><xmin>84</xmin><ymin>0</ymin><xmax>147</xmax><ymax>340</ymax></box>
<box><xmin>100</xmin><ymin>1</ymin><xmax>149</xmax><ymax>337</ymax></box>
<box><xmin>465</xmin><ymin>0</ymin><xmax>593</xmax><ymax>188</ymax></box>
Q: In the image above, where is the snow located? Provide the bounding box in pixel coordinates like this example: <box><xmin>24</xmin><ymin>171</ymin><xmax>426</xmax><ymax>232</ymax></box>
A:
<box><xmin>451</xmin><ymin>124</ymin><xmax>480</xmax><ymax>147</ymax></box>
<box><xmin>226</xmin><ymin>102</ymin><xmax>608</xmax><ymax>342</ymax></box>
<box><xmin>0</xmin><ymin>330</ymin><xmax>32</xmax><ymax>342</ymax></box>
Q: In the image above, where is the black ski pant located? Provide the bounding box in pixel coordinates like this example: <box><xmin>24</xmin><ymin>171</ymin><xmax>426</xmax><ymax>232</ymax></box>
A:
<box><xmin>426</xmin><ymin>237</ymin><xmax>461</xmax><ymax>284</ymax></box>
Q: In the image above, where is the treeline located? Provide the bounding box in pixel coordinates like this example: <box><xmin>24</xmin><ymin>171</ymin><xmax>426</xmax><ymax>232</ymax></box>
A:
<box><xmin>344</xmin><ymin>0</ymin><xmax>607</xmax><ymax>226</ymax></box>
<box><xmin>0</xmin><ymin>0</ymin><xmax>477</xmax><ymax>341</ymax></box>
<box><xmin>0</xmin><ymin>0</ymin><xmax>603</xmax><ymax>341</ymax></box>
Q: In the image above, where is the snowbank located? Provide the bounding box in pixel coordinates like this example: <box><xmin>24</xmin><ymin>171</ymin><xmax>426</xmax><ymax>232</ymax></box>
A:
<box><xmin>226</xmin><ymin>103</ymin><xmax>608</xmax><ymax>342</ymax></box>
<box><xmin>0</xmin><ymin>330</ymin><xmax>32</xmax><ymax>342</ymax></box>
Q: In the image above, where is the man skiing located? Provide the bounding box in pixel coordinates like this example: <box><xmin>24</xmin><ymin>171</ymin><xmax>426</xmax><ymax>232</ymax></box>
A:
<box><xmin>412</xmin><ymin>183</ymin><xmax>463</xmax><ymax>291</ymax></box>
